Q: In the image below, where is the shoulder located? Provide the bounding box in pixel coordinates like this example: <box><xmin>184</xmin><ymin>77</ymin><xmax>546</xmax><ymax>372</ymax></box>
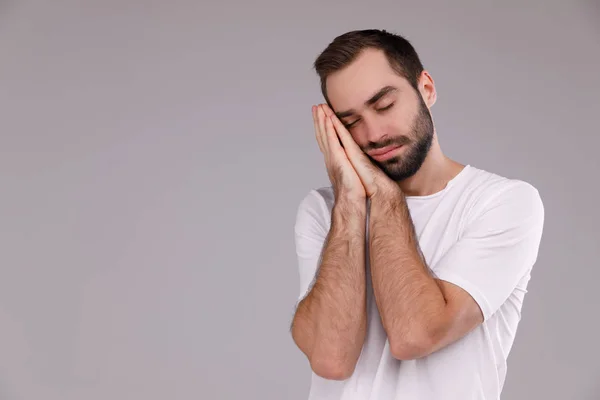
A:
<box><xmin>296</xmin><ymin>186</ymin><xmax>335</xmax><ymax>213</ymax></box>
<box><xmin>294</xmin><ymin>186</ymin><xmax>335</xmax><ymax>237</ymax></box>
<box><xmin>459</xmin><ymin>166</ymin><xmax>544</xmax><ymax>228</ymax></box>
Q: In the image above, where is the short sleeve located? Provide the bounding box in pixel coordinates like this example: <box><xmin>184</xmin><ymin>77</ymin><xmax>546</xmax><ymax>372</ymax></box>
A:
<box><xmin>293</xmin><ymin>189</ymin><xmax>331</xmax><ymax>302</ymax></box>
<box><xmin>432</xmin><ymin>181</ymin><xmax>545</xmax><ymax>321</ymax></box>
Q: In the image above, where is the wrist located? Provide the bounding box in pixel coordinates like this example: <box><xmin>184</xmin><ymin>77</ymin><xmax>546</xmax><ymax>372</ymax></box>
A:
<box><xmin>370</xmin><ymin>184</ymin><xmax>405</xmax><ymax>211</ymax></box>
<box><xmin>332</xmin><ymin>197</ymin><xmax>367</xmax><ymax>221</ymax></box>
<box><xmin>334</xmin><ymin>190</ymin><xmax>366</xmax><ymax>207</ymax></box>
<box><xmin>370</xmin><ymin>183</ymin><xmax>405</xmax><ymax>203</ymax></box>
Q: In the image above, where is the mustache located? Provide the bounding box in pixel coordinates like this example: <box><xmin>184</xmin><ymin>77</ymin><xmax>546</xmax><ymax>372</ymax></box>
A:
<box><xmin>364</xmin><ymin>136</ymin><xmax>411</xmax><ymax>152</ymax></box>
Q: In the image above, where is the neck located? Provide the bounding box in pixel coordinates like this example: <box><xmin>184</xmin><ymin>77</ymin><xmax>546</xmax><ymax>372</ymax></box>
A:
<box><xmin>396</xmin><ymin>135</ymin><xmax>465</xmax><ymax>197</ymax></box>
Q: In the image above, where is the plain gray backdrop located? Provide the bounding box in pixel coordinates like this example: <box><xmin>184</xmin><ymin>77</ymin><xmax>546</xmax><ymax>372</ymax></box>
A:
<box><xmin>0</xmin><ymin>0</ymin><xmax>598</xmax><ymax>399</ymax></box>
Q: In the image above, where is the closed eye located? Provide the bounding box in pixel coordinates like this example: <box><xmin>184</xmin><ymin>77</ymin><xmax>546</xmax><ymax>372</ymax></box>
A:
<box><xmin>377</xmin><ymin>103</ymin><xmax>394</xmax><ymax>111</ymax></box>
<box><xmin>344</xmin><ymin>103</ymin><xmax>395</xmax><ymax>129</ymax></box>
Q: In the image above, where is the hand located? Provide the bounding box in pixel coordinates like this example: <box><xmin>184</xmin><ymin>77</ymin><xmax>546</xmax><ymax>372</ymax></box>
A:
<box><xmin>319</xmin><ymin>104</ymin><xmax>397</xmax><ymax>200</ymax></box>
<box><xmin>313</xmin><ymin>104</ymin><xmax>365</xmax><ymax>203</ymax></box>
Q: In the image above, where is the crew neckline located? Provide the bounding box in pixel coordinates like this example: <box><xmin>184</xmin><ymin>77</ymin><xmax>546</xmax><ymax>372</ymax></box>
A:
<box><xmin>405</xmin><ymin>164</ymin><xmax>471</xmax><ymax>200</ymax></box>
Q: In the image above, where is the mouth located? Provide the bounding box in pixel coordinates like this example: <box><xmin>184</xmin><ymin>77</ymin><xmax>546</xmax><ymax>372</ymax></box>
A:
<box><xmin>369</xmin><ymin>145</ymin><xmax>404</xmax><ymax>161</ymax></box>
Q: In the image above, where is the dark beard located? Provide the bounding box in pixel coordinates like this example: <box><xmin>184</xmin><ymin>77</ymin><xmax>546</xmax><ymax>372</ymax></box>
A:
<box><xmin>367</xmin><ymin>96</ymin><xmax>434</xmax><ymax>182</ymax></box>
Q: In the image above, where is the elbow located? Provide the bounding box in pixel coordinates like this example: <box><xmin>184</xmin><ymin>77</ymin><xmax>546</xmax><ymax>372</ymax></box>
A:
<box><xmin>389</xmin><ymin>330</ymin><xmax>436</xmax><ymax>361</ymax></box>
<box><xmin>310</xmin><ymin>357</ymin><xmax>355</xmax><ymax>381</ymax></box>
<box><xmin>390</xmin><ymin>342</ymin><xmax>430</xmax><ymax>361</ymax></box>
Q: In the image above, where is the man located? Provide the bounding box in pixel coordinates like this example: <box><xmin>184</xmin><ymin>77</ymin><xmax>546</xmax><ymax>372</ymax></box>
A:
<box><xmin>290</xmin><ymin>29</ymin><xmax>545</xmax><ymax>400</ymax></box>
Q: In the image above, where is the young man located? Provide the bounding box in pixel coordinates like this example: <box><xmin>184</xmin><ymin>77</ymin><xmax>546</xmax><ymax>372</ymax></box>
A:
<box><xmin>290</xmin><ymin>29</ymin><xmax>545</xmax><ymax>400</ymax></box>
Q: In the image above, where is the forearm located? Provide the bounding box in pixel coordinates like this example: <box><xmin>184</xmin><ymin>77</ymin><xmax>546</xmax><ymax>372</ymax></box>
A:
<box><xmin>292</xmin><ymin>199</ymin><xmax>367</xmax><ymax>379</ymax></box>
<box><xmin>368</xmin><ymin>190</ymin><xmax>446</xmax><ymax>358</ymax></box>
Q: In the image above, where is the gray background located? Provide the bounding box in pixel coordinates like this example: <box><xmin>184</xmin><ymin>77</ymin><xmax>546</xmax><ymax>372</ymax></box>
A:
<box><xmin>0</xmin><ymin>0</ymin><xmax>598</xmax><ymax>399</ymax></box>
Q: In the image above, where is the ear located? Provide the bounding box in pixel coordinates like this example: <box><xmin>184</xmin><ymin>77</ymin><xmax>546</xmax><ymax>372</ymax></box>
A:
<box><xmin>418</xmin><ymin>70</ymin><xmax>437</xmax><ymax>108</ymax></box>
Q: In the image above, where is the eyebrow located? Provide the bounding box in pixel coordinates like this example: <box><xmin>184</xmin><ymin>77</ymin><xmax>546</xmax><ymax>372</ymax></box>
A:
<box><xmin>335</xmin><ymin>85</ymin><xmax>399</xmax><ymax>119</ymax></box>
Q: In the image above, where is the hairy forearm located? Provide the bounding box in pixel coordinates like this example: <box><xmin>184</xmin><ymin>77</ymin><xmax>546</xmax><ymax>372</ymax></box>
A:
<box><xmin>369</xmin><ymin>190</ymin><xmax>446</xmax><ymax>359</ymax></box>
<box><xmin>292</xmin><ymin>199</ymin><xmax>367</xmax><ymax>379</ymax></box>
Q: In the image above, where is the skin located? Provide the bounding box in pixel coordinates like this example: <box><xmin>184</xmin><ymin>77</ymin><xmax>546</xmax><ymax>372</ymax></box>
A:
<box><xmin>291</xmin><ymin>47</ymin><xmax>484</xmax><ymax>379</ymax></box>
<box><xmin>325</xmin><ymin>47</ymin><xmax>464</xmax><ymax>197</ymax></box>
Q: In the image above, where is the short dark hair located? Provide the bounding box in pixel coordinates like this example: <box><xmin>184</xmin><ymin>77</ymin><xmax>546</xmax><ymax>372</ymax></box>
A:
<box><xmin>313</xmin><ymin>29</ymin><xmax>425</xmax><ymax>107</ymax></box>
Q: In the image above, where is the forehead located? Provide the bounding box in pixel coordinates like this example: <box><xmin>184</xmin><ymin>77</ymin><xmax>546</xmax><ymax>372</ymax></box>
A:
<box><xmin>326</xmin><ymin>48</ymin><xmax>408</xmax><ymax>112</ymax></box>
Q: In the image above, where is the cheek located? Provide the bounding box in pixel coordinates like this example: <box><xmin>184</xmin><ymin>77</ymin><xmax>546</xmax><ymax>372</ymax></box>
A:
<box><xmin>348</xmin><ymin>128</ymin><xmax>371</xmax><ymax>150</ymax></box>
<box><xmin>393</xmin><ymin>107</ymin><xmax>418</xmax><ymax>135</ymax></box>
<box><xmin>349</xmin><ymin>129</ymin><xmax>366</xmax><ymax>147</ymax></box>
<box><xmin>376</xmin><ymin>109</ymin><xmax>410</xmax><ymax>139</ymax></box>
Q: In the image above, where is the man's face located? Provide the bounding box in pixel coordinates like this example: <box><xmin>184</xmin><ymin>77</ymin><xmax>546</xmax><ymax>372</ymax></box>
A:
<box><xmin>325</xmin><ymin>48</ymin><xmax>434</xmax><ymax>182</ymax></box>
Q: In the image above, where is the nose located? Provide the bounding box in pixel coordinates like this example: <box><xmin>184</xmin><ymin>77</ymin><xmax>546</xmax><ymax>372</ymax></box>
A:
<box><xmin>362</xmin><ymin>115</ymin><xmax>389</xmax><ymax>145</ymax></box>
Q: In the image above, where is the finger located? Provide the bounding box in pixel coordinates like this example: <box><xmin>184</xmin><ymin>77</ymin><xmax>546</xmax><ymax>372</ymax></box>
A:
<box><xmin>321</xmin><ymin>103</ymin><xmax>334</xmax><ymax>118</ymax></box>
<box><xmin>317</xmin><ymin>105</ymin><xmax>328</xmax><ymax>143</ymax></box>
<box><xmin>321</xmin><ymin>105</ymin><xmax>347</xmax><ymax>147</ymax></box>
<box><xmin>329</xmin><ymin>114</ymin><xmax>379</xmax><ymax>186</ymax></box>
<box><xmin>320</xmin><ymin>105</ymin><xmax>342</xmax><ymax>151</ymax></box>
<box><xmin>329</xmin><ymin>114</ymin><xmax>365</xmax><ymax>160</ymax></box>
<box><xmin>316</xmin><ymin>106</ymin><xmax>331</xmax><ymax>158</ymax></box>
<box><xmin>324</xmin><ymin>112</ymin><xmax>345</xmax><ymax>157</ymax></box>
<box><xmin>312</xmin><ymin>105</ymin><xmax>325</xmax><ymax>154</ymax></box>
<box><xmin>317</xmin><ymin>105</ymin><xmax>330</xmax><ymax>154</ymax></box>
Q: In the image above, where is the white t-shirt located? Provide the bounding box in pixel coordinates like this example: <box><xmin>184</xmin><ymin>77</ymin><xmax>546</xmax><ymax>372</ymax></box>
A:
<box><xmin>293</xmin><ymin>164</ymin><xmax>545</xmax><ymax>400</ymax></box>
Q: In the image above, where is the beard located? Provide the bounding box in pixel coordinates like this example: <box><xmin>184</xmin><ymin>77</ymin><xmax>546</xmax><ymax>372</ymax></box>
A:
<box><xmin>365</xmin><ymin>95</ymin><xmax>434</xmax><ymax>182</ymax></box>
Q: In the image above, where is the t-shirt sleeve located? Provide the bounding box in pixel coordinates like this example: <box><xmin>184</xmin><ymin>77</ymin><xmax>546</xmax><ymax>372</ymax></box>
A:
<box><xmin>293</xmin><ymin>189</ymin><xmax>331</xmax><ymax>302</ymax></box>
<box><xmin>431</xmin><ymin>181</ymin><xmax>545</xmax><ymax>321</ymax></box>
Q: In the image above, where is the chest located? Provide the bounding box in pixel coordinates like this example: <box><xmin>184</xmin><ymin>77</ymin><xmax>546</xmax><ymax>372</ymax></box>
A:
<box><xmin>365</xmin><ymin>192</ymin><xmax>472</xmax><ymax>272</ymax></box>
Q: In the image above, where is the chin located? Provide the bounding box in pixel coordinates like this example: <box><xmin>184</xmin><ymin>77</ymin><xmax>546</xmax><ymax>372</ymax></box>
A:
<box><xmin>380</xmin><ymin>156</ymin><xmax>425</xmax><ymax>182</ymax></box>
